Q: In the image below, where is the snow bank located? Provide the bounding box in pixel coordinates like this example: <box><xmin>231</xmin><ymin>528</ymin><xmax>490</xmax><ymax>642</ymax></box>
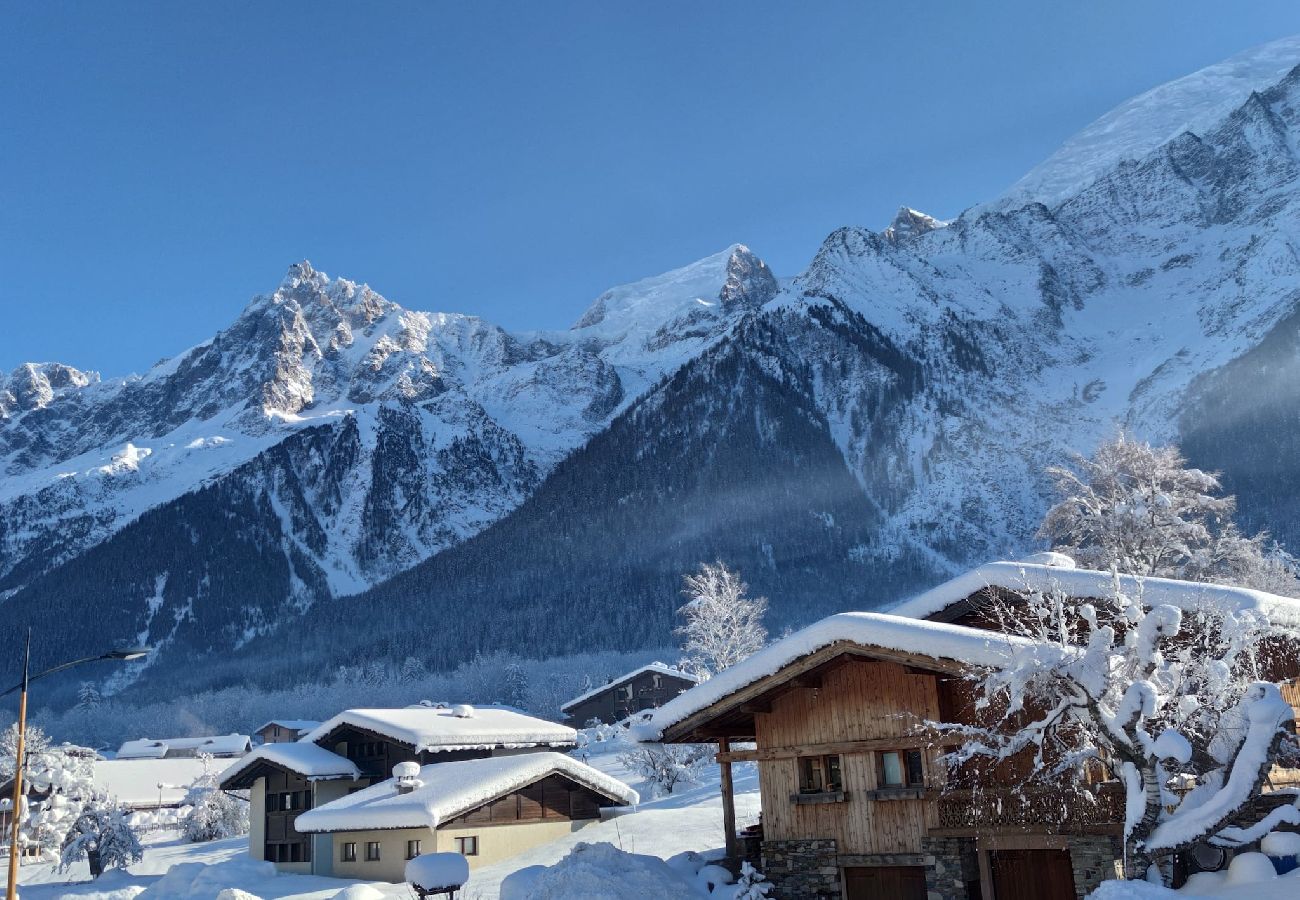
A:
<box><xmin>299</xmin><ymin>706</ymin><xmax>576</xmax><ymax>754</ymax></box>
<box><xmin>330</xmin><ymin>887</ymin><xmax>387</xmax><ymax>900</ymax></box>
<box><xmin>640</xmin><ymin>611</ymin><xmax>1059</xmax><ymax>740</ymax></box>
<box><xmin>405</xmin><ymin>852</ymin><xmax>470</xmax><ymax>890</ymax></box>
<box><xmin>135</xmin><ymin>854</ymin><xmax>277</xmax><ymax>900</ymax></box>
<box><xmin>295</xmin><ymin>752</ymin><xmax>637</xmax><ymax>833</ymax></box>
<box><xmin>499</xmin><ymin>841</ymin><xmax>704</xmax><ymax>899</ymax></box>
<box><xmin>890</xmin><ymin>562</ymin><xmax>1300</xmax><ymax>629</ymax></box>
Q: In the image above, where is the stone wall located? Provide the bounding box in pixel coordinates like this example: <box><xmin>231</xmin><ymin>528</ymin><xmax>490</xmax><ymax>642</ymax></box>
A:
<box><xmin>921</xmin><ymin>836</ymin><xmax>976</xmax><ymax>900</ymax></box>
<box><xmin>1069</xmin><ymin>835</ymin><xmax>1125</xmax><ymax>898</ymax></box>
<box><xmin>762</xmin><ymin>838</ymin><xmax>841</xmax><ymax>900</ymax></box>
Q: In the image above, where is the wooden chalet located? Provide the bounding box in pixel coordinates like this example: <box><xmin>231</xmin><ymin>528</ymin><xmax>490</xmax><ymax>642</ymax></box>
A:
<box><xmin>649</xmin><ymin>556</ymin><xmax>1300</xmax><ymax>900</ymax></box>
<box><xmin>219</xmin><ymin>704</ymin><xmax>580</xmax><ymax>878</ymax></box>
<box><xmin>560</xmin><ymin>662</ymin><xmax>700</xmax><ymax>725</ymax></box>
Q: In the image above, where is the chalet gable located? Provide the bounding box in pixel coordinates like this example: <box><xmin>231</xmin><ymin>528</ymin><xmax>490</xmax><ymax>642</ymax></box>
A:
<box><xmin>644</xmin><ymin>612</ymin><xmax>1052</xmax><ymax>745</ymax></box>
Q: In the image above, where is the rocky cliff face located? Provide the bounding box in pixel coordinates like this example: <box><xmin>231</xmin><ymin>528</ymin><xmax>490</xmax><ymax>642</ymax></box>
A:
<box><xmin>4</xmin><ymin>43</ymin><xmax>1300</xmax><ymax>698</ymax></box>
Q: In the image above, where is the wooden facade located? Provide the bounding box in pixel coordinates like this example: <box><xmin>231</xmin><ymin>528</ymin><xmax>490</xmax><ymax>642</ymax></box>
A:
<box><xmin>659</xmin><ymin>638</ymin><xmax>1124</xmax><ymax>900</ymax></box>
<box><xmin>754</xmin><ymin>657</ymin><xmax>942</xmax><ymax>856</ymax></box>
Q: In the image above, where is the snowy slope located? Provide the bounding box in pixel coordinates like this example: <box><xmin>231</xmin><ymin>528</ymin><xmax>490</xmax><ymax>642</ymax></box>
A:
<box><xmin>996</xmin><ymin>34</ymin><xmax>1300</xmax><ymax>208</ymax></box>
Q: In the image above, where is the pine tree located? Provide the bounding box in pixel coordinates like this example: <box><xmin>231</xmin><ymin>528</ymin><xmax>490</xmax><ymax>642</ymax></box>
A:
<box><xmin>181</xmin><ymin>753</ymin><xmax>249</xmax><ymax>842</ymax></box>
<box><xmin>503</xmin><ymin>662</ymin><xmax>530</xmax><ymax>711</ymax></box>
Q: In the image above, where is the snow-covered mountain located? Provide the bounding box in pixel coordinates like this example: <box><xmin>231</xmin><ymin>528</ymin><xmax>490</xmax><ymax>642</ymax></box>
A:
<box><xmin>5</xmin><ymin>37</ymin><xmax>1300</xmax><ymax>699</ymax></box>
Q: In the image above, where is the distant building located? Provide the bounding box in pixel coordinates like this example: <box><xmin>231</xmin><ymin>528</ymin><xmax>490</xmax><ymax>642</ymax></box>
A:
<box><xmin>560</xmin><ymin>662</ymin><xmax>699</xmax><ymax>725</ymax></box>
<box><xmin>219</xmin><ymin>704</ymin><xmax>592</xmax><ymax>877</ymax></box>
<box><xmin>255</xmin><ymin>720</ymin><xmax>321</xmax><ymax>745</ymax></box>
<box><xmin>116</xmin><ymin>734</ymin><xmax>251</xmax><ymax>760</ymax></box>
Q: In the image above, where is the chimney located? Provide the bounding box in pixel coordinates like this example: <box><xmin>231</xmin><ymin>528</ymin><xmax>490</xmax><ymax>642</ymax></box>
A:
<box><xmin>393</xmin><ymin>761</ymin><xmax>423</xmax><ymax>795</ymax></box>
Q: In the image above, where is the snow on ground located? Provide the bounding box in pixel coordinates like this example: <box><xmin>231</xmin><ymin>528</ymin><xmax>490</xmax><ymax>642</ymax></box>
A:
<box><xmin>1088</xmin><ymin>852</ymin><xmax>1300</xmax><ymax>898</ymax></box>
<box><xmin>17</xmin><ymin>729</ymin><xmax>759</xmax><ymax>900</ymax></box>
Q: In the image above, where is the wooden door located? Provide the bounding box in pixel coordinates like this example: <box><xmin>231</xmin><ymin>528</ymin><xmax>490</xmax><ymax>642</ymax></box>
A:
<box><xmin>843</xmin><ymin>865</ymin><xmax>927</xmax><ymax>900</ymax></box>
<box><xmin>990</xmin><ymin>849</ymin><xmax>1075</xmax><ymax>900</ymax></box>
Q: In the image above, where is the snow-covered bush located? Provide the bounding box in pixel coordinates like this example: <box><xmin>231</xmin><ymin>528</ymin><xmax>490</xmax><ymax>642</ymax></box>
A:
<box><xmin>677</xmin><ymin>561</ymin><xmax>768</xmax><ymax>678</ymax></box>
<box><xmin>502</xmin><ymin>842</ymin><xmax>703</xmax><ymax>898</ymax></box>
<box><xmin>731</xmin><ymin>861</ymin><xmax>774</xmax><ymax>899</ymax></box>
<box><xmin>60</xmin><ymin>796</ymin><xmax>144</xmax><ymax>877</ymax></box>
<box><xmin>1040</xmin><ymin>434</ymin><xmax>1300</xmax><ymax>593</ymax></box>
<box><xmin>938</xmin><ymin>574</ymin><xmax>1299</xmax><ymax>881</ymax></box>
<box><xmin>617</xmin><ymin>743</ymin><xmax>711</xmax><ymax>795</ymax></box>
<box><xmin>181</xmin><ymin>753</ymin><xmax>249</xmax><ymax>842</ymax></box>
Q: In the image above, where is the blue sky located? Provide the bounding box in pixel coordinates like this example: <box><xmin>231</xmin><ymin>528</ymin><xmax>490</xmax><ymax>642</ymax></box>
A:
<box><xmin>4</xmin><ymin>2</ymin><xmax>1300</xmax><ymax>378</ymax></box>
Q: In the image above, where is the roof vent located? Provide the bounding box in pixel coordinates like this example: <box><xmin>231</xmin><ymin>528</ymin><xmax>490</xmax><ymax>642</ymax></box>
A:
<box><xmin>393</xmin><ymin>761</ymin><xmax>423</xmax><ymax>794</ymax></box>
<box><xmin>451</xmin><ymin>704</ymin><xmax>474</xmax><ymax>719</ymax></box>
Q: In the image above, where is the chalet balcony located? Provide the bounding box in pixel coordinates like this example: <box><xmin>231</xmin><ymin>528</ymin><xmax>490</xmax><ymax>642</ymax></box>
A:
<box><xmin>935</xmin><ymin>782</ymin><xmax>1125</xmax><ymax>833</ymax></box>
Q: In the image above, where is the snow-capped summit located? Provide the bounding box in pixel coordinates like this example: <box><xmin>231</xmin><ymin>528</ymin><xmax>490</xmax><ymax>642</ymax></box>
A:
<box><xmin>0</xmin><ymin>362</ymin><xmax>97</xmax><ymax>415</ymax></box>
<box><xmin>997</xmin><ymin>34</ymin><xmax>1300</xmax><ymax>209</ymax></box>
<box><xmin>881</xmin><ymin>207</ymin><xmax>946</xmax><ymax>242</ymax></box>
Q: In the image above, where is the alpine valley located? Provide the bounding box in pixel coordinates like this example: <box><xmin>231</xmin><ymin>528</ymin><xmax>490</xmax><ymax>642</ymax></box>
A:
<box><xmin>7</xmin><ymin>37</ymin><xmax>1300</xmax><ymax>702</ymax></box>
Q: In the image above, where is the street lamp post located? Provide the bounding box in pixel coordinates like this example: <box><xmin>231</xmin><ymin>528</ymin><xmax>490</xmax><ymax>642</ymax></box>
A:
<box><xmin>3</xmin><ymin>632</ymin><xmax>149</xmax><ymax>899</ymax></box>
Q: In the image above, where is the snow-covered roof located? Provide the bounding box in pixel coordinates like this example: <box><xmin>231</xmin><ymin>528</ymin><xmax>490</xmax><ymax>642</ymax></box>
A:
<box><xmin>560</xmin><ymin>663</ymin><xmax>700</xmax><ymax>712</ymax></box>
<box><xmin>254</xmin><ymin>719</ymin><xmax>321</xmax><ymax>735</ymax></box>
<box><xmin>294</xmin><ymin>752</ymin><xmax>637</xmax><ymax>833</ymax></box>
<box><xmin>889</xmin><ymin>561</ymin><xmax>1300</xmax><ymax>630</ymax></box>
<box><xmin>217</xmin><ymin>741</ymin><xmax>361</xmax><ymax>788</ymax></box>
<box><xmin>91</xmin><ymin>757</ymin><xmax>211</xmax><ymax>808</ymax></box>
<box><xmin>302</xmin><ymin>706</ymin><xmax>576</xmax><ymax>754</ymax></box>
<box><xmin>115</xmin><ymin>734</ymin><xmax>251</xmax><ymax>759</ymax></box>
<box><xmin>641</xmin><ymin>612</ymin><xmax>1055</xmax><ymax>740</ymax></box>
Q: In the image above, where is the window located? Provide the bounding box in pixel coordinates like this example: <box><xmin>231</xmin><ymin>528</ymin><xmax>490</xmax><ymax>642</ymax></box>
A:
<box><xmin>454</xmin><ymin>835</ymin><xmax>479</xmax><ymax>856</ymax></box>
<box><xmin>878</xmin><ymin>749</ymin><xmax>925</xmax><ymax>788</ymax></box>
<box><xmin>798</xmin><ymin>754</ymin><xmax>843</xmax><ymax>793</ymax></box>
<box><xmin>341</xmin><ymin>842</ymin><xmax>357</xmax><ymax>862</ymax></box>
<box><xmin>406</xmin><ymin>839</ymin><xmax>422</xmax><ymax>860</ymax></box>
<box><xmin>365</xmin><ymin>841</ymin><xmax>381</xmax><ymax>861</ymax></box>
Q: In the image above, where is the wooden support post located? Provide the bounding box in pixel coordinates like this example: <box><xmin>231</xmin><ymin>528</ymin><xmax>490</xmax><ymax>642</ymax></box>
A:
<box><xmin>719</xmin><ymin>737</ymin><xmax>738</xmax><ymax>860</ymax></box>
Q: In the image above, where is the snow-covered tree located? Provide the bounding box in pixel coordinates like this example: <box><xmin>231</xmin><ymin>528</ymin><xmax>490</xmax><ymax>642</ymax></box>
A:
<box><xmin>938</xmin><ymin>575</ymin><xmax>1299</xmax><ymax>881</ymax></box>
<box><xmin>731</xmin><ymin>861</ymin><xmax>774</xmax><ymax>899</ymax></box>
<box><xmin>21</xmin><ymin>740</ymin><xmax>97</xmax><ymax>859</ymax></box>
<box><xmin>617</xmin><ymin>743</ymin><xmax>711</xmax><ymax>796</ymax></box>
<box><xmin>676</xmin><ymin>562</ymin><xmax>768</xmax><ymax>678</ymax></box>
<box><xmin>1039</xmin><ymin>434</ymin><xmax>1300</xmax><ymax>594</ymax></box>
<box><xmin>503</xmin><ymin>662</ymin><xmax>530</xmax><ymax>711</ymax></box>
<box><xmin>181</xmin><ymin>753</ymin><xmax>249</xmax><ymax>842</ymax></box>
<box><xmin>0</xmin><ymin>722</ymin><xmax>50</xmax><ymax>781</ymax></box>
<box><xmin>60</xmin><ymin>796</ymin><xmax>143</xmax><ymax>877</ymax></box>
<box><xmin>399</xmin><ymin>656</ymin><xmax>427</xmax><ymax>683</ymax></box>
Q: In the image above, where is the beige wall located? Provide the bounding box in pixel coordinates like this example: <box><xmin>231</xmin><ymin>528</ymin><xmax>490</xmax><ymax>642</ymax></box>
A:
<box><xmin>323</xmin><ymin>819</ymin><xmax>596</xmax><ymax>883</ymax></box>
<box><xmin>248</xmin><ymin>780</ymin><xmax>265</xmax><ymax>861</ymax></box>
<box><xmin>435</xmin><ymin>819</ymin><xmax>594</xmax><ymax>870</ymax></box>
<box><xmin>328</xmin><ymin>826</ymin><xmax>438</xmax><ymax>883</ymax></box>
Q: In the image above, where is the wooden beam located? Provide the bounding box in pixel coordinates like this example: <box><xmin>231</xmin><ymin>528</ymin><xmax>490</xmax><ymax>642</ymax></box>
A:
<box><xmin>719</xmin><ymin>738</ymin><xmax>738</xmax><ymax>860</ymax></box>
<box><xmin>716</xmin><ymin>734</ymin><xmax>963</xmax><ymax>764</ymax></box>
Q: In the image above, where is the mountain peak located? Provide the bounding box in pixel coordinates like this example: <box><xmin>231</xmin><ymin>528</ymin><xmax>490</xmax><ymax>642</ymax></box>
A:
<box><xmin>882</xmin><ymin>207</ymin><xmax>946</xmax><ymax>243</ymax></box>
<box><xmin>997</xmin><ymin>34</ymin><xmax>1300</xmax><ymax>209</ymax></box>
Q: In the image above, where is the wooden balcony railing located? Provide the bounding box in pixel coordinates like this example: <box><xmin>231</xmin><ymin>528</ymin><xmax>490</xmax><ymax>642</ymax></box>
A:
<box><xmin>935</xmin><ymin>782</ymin><xmax>1125</xmax><ymax>832</ymax></box>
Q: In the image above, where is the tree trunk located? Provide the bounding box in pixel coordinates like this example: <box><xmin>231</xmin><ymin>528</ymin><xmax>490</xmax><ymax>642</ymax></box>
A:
<box><xmin>88</xmin><ymin>848</ymin><xmax>103</xmax><ymax>878</ymax></box>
